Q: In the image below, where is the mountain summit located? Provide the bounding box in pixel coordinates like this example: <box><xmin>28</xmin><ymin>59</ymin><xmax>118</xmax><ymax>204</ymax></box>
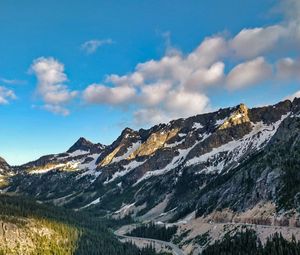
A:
<box><xmin>67</xmin><ymin>137</ymin><xmax>105</xmax><ymax>153</ymax></box>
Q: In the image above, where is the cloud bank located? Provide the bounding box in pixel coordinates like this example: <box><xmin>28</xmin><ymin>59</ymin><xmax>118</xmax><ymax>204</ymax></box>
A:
<box><xmin>81</xmin><ymin>0</ymin><xmax>300</xmax><ymax>125</ymax></box>
<box><xmin>30</xmin><ymin>57</ymin><xmax>77</xmax><ymax>115</ymax></box>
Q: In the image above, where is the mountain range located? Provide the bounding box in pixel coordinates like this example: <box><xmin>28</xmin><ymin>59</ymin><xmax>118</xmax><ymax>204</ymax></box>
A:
<box><xmin>2</xmin><ymin>98</ymin><xmax>300</xmax><ymax>253</ymax></box>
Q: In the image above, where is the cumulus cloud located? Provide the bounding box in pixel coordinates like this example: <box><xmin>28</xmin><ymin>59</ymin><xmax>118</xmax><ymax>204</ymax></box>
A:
<box><xmin>0</xmin><ymin>86</ymin><xmax>16</xmax><ymax>104</ymax></box>
<box><xmin>30</xmin><ymin>57</ymin><xmax>77</xmax><ymax>115</ymax></box>
<box><xmin>83</xmin><ymin>84</ymin><xmax>135</xmax><ymax>105</ymax></box>
<box><xmin>164</xmin><ymin>91</ymin><xmax>210</xmax><ymax>118</ymax></box>
<box><xmin>76</xmin><ymin>0</ymin><xmax>300</xmax><ymax>125</ymax></box>
<box><xmin>226</xmin><ymin>57</ymin><xmax>273</xmax><ymax>90</ymax></box>
<box><xmin>83</xmin><ymin>37</ymin><xmax>226</xmax><ymax>124</ymax></box>
<box><xmin>230</xmin><ymin>25</ymin><xmax>286</xmax><ymax>59</ymax></box>
<box><xmin>139</xmin><ymin>82</ymin><xmax>171</xmax><ymax>106</ymax></box>
<box><xmin>228</xmin><ymin>0</ymin><xmax>300</xmax><ymax>60</ymax></box>
<box><xmin>186</xmin><ymin>36</ymin><xmax>227</xmax><ymax>68</ymax></box>
<box><xmin>184</xmin><ymin>62</ymin><xmax>225</xmax><ymax>91</ymax></box>
<box><xmin>81</xmin><ymin>39</ymin><xmax>113</xmax><ymax>54</ymax></box>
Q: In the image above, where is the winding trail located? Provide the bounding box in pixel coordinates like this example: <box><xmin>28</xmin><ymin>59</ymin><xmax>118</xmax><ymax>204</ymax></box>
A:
<box><xmin>115</xmin><ymin>232</ymin><xmax>185</xmax><ymax>255</ymax></box>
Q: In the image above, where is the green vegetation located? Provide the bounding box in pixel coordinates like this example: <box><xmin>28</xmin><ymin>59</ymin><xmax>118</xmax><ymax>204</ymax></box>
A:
<box><xmin>193</xmin><ymin>231</ymin><xmax>211</xmax><ymax>246</ymax></box>
<box><xmin>276</xmin><ymin>151</ymin><xmax>300</xmax><ymax>211</ymax></box>
<box><xmin>172</xmin><ymin>229</ymin><xmax>191</xmax><ymax>245</ymax></box>
<box><xmin>127</xmin><ymin>222</ymin><xmax>178</xmax><ymax>242</ymax></box>
<box><xmin>0</xmin><ymin>194</ymin><xmax>165</xmax><ymax>255</ymax></box>
<box><xmin>202</xmin><ymin>229</ymin><xmax>300</xmax><ymax>255</ymax></box>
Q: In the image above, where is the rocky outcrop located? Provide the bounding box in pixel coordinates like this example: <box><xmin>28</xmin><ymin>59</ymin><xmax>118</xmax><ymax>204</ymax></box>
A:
<box><xmin>218</xmin><ymin>104</ymin><xmax>250</xmax><ymax>130</ymax></box>
<box><xmin>127</xmin><ymin>128</ymin><xmax>179</xmax><ymax>159</ymax></box>
<box><xmin>0</xmin><ymin>157</ymin><xmax>10</xmax><ymax>173</ymax></box>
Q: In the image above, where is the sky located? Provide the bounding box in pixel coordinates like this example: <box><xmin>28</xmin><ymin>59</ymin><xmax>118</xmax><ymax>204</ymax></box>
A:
<box><xmin>0</xmin><ymin>0</ymin><xmax>300</xmax><ymax>165</ymax></box>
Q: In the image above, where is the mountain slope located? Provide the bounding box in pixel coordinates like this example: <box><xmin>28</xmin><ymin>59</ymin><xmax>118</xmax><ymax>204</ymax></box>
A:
<box><xmin>0</xmin><ymin>193</ymin><xmax>165</xmax><ymax>255</ymax></box>
<box><xmin>5</xmin><ymin>98</ymin><xmax>300</xmax><ymax>225</ymax></box>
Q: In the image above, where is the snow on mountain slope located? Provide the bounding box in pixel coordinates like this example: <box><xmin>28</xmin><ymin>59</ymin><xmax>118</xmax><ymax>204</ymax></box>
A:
<box><xmin>186</xmin><ymin>112</ymin><xmax>290</xmax><ymax>173</ymax></box>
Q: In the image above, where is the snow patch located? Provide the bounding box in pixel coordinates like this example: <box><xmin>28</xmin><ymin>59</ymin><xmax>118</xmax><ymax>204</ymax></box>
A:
<box><xmin>192</xmin><ymin>122</ymin><xmax>204</xmax><ymax>129</ymax></box>
<box><xmin>114</xmin><ymin>203</ymin><xmax>136</xmax><ymax>215</ymax></box>
<box><xmin>104</xmin><ymin>160</ymin><xmax>146</xmax><ymax>184</ymax></box>
<box><xmin>111</xmin><ymin>141</ymin><xmax>141</xmax><ymax>164</ymax></box>
<box><xmin>68</xmin><ymin>150</ymin><xmax>89</xmax><ymax>157</ymax></box>
<box><xmin>215</xmin><ymin>117</ymin><xmax>227</xmax><ymax>126</ymax></box>
<box><xmin>80</xmin><ymin>197</ymin><xmax>101</xmax><ymax>209</ymax></box>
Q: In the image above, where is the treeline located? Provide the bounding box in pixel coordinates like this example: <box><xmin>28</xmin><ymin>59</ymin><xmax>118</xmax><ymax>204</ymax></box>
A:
<box><xmin>0</xmin><ymin>194</ymin><xmax>164</xmax><ymax>255</ymax></box>
<box><xmin>202</xmin><ymin>229</ymin><xmax>300</xmax><ymax>255</ymax></box>
<box><xmin>127</xmin><ymin>222</ymin><xmax>178</xmax><ymax>242</ymax></box>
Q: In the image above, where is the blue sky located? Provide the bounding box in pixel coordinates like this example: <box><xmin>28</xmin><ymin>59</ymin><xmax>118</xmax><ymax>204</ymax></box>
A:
<box><xmin>0</xmin><ymin>0</ymin><xmax>299</xmax><ymax>165</ymax></box>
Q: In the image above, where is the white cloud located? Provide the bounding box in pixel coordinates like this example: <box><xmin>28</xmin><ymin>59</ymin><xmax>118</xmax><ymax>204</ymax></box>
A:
<box><xmin>230</xmin><ymin>25</ymin><xmax>286</xmax><ymax>59</ymax></box>
<box><xmin>105</xmin><ymin>36</ymin><xmax>226</xmax><ymax>90</ymax></box>
<box><xmin>83</xmin><ymin>84</ymin><xmax>136</xmax><ymax>105</ymax></box>
<box><xmin>83</xmin><ymin>37</ymin><xmax>225</xmax><ymax>125</ymax></box>
<box><xmin>43</xmin><ymin>104</ymin><xmax>70</xmax><ymax>116</ymax></box>
<box><xmin>0</xmin><ymin>86</ymin><xmax>16</xmax><ymax>104</ymax></box>
<box><xmin>228</xmin><ymin>0</ymin><xmax>300</xmax><ymax>59</ymax></box>
<box><xmin>184</xmin><ymin>62</ymin><xmax>225</xmax><ymax>91</ymax></box>
<box><xmin>226</xmin><ymin>57</ymin><xmax>273</xmax><ymax>90</ymax></box>
<box><xmin>0</xmin><ymin>78</ymin><xmax>27</xmax><ymax>85</ymax></box>
<box><xmin>164</xmin><ymin>91</ymin><xmax>210</xmax><ymax>118</ymax></box>
<box><xmin>276</xmin><ymin>58</ymin><xmax>300</xmax><ymax>80</ymax></box>
<box><xmin>81</xmin><ymin>39</ymin><xmax>113</xmax><ymax>54</ymax></box>
<box><xmin>79</xmin><ymin>0</ymin><xmax>300</xmax><ymax>126</ymax></box>
<box><xmin>186</xmin><ymin>36</ymin><xmax>227</xmax><ymax>68</ymax></box>
<box><xmin>139</xmin><ymin>82</ymin><xmax>171</xmax><ymax>106</ymax></box>
<box><xmin>133</xmin><ymin>91</ymin><xmax>210</xmax><ymax>125</ymax></box>
<box><xmin>30</xmin><ymin>57</ymin><xmax>77</xmax><ymax>115</ymax></box>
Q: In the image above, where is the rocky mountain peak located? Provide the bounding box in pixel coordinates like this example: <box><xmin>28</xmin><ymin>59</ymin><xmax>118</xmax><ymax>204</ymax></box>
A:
<box><xmin>218</xmin><ymin>103</ymin><xmax>250</xmax><ymax>130</ymax></box>
<box><xmin>121</xmin><ymin>127</ymin><xmax>135</xmax><ymax>135</ymax></box>
<box><xmin>67</xmin><ymin>137</ymin><xmax>96</xmax><ymax>153</ymax></box>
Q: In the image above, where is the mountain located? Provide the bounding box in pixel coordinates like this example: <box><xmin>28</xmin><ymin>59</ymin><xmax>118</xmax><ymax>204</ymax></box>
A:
<box><xmin>67</xmin><ymin>137</ymin><xmax>105</xmax><ymax>154</ymax></box>
<box><xmin>19</xmin><ymin>137</ymin><xmax>105</xmax><ymax>174</ymax></box>
<box><xmin>4</xmin><ymin>98</ymin><xmax>300</xmax><ymax>252</ymax></box>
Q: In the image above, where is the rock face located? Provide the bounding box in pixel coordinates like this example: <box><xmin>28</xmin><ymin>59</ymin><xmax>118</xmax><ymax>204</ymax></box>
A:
<box><xmin>0</xmin><ymin>157</ymin><xmax>10</xmax><ymax>173</ymax></box>
<box><xmin>0</xmin><ymin>157</ymin><xmax>13</xmax><ymax>188</ymax></box>
<box><xmin>5</xmin><ymin>98</ymin><xmax>300</xmax><ymax>224</ymax></box>
<box><xmin>218</xmin><ymin>104</ymin><xmax>250</xmax><ymax>130</ymax></box>
<box><xmin>67</xmin><ymin>137</ymin><xmax>104</xmax><ymax>154</ymax></box>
